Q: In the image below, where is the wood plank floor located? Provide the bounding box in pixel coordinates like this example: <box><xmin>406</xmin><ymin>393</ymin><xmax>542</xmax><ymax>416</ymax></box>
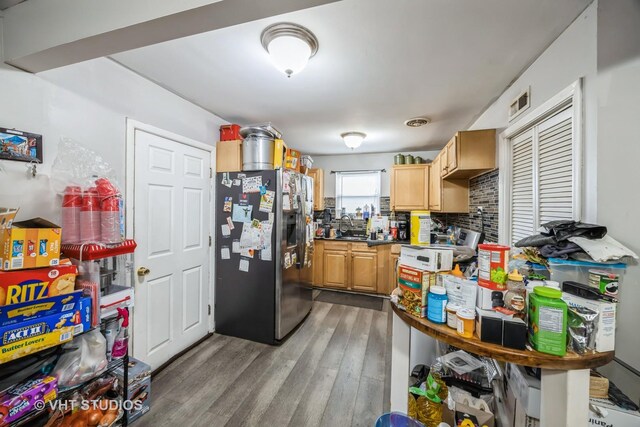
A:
<box><xmin>137</xmin><ymin>299</ymin><xmax>392</xmax><ymax>427</ymax></box>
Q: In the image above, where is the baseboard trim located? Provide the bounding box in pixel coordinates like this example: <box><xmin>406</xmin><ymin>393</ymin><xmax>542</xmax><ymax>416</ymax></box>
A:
<box><xmin>151</xmin><ymin>332</ymin><xmax>214</xmax><ymax>377</ymax></box>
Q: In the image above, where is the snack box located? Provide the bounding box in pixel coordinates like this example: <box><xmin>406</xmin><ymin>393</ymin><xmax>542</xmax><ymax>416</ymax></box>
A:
<box><xmin>0</xmin><ymin>375</ymin><xmax>58</xmax><ymax>425</ymax></box>
<box><xmin>561</xmin><ymin>292</ymin><xmax>616</xmax><ymax>352</ymax></box>
<box><xmin>0</xmin><ymin>262</ymin><xmax>78</xmax><ymax>307</ymax></box>
<box><xmin>0</xmin><ymin>290</ymin><xmax>83</xmax><ymax>327</ymax></box>
<box><xmin>285</xmin><ymin>148</ymin><xmax>301</xmax><ymax>172</ymax></box>
<box><xmin>0</xmin><ymin>296</ymin><xmax>91</xmax><ymax>364</ymax></box>
<box><xmin>273</xmin><ymin>139</ymin><xmax>288</xmax><ymax>169</ymax></box>
<box><xmin>399</xmin><ymin>245</ymin><xmax>453</xmax><ymax>272</ymax></box>
<box><xmin>397</xmin><ymin>265</ymin><xmax>436</xmax><ymax>318</ymax></box>
<box><xmin>0</xmin><ymin>208</ymin><xmax>62</xmax><ymax>271</ymax></box>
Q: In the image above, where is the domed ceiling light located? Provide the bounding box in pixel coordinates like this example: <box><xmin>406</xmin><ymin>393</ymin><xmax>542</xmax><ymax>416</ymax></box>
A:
<box><xmin>341</xmin><ymin>132</ymin><xmax>367</xmax><ymax>149</ymax></box>
<box><xmin>261</xmin><ymin>22</ymin><xmax>319</xmax><ymax>77</ymax></box>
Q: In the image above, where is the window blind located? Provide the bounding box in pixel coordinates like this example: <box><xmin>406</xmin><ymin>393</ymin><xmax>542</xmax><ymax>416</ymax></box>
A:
<box><xmin>335</xmin><ymin>171</ymin><xmax>381</xmax><ymax>215</ymax></box>
<box><xmin>509</xmin><ymin>107</ymin><xmax>575</xmax><ymax>244</ymax></box>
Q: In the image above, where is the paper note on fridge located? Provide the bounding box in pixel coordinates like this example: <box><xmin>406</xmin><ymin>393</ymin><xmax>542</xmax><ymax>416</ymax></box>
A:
<box><xmin>221</xmin><ymin>246</ymin><xmax>230</xmax><ymax>260</ymax></box>
<box><xmin>239</xmin><ymin>258</ymin><xmax>250</xmax><ymax>272</ymax></box>
<box><xmin>242</xmin><ymin>176</ymin><xmax>262</xmax><ymax>193</ymax></box>
<box><xmin>232</xmin><ymin>204</ymin><xmax>253</xmax><ymax>223</ymax></box>
<box><xmin>259</xmin><ymin>190</ymin><xmax>275</xmax><ymax>213</ymax></box>
<box><xmin>232</xmin><ymin>240</ymin><xmax>240</xmax><ymax>253</ymax></box>
<box><xmin>221</xmin><ymin>224</ymin><xmax>231</xmax><ymax>237</ymax></box>
<box><xmin>283</xmin><ymin>194</ymin><xmax>291</xmax><ymax>211</ymax></box>
<box><xmin>260</xmin><ymin>246</ymin><xmax>272</xmax><ymax>261</ymax></box>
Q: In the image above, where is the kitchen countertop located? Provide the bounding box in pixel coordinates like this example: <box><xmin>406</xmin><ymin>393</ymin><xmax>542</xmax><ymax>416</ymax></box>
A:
<box><xmin>314</xmin><ymin>237</ymin><xmax>404</xmax><ymax>247</ymax></box>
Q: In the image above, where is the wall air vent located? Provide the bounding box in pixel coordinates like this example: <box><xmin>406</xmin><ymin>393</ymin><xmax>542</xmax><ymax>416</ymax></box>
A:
<box><xmin>509</xmin><ymin>87</ymin><xmax>530</xmax><ymax>121</ymax></box>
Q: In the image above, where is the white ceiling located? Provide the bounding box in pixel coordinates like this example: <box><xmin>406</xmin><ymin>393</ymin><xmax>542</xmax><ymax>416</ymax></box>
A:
<box><xmin>112</xmin><ymin>0</ymin><xmax>590</xmax><ymax>155</ymax></box>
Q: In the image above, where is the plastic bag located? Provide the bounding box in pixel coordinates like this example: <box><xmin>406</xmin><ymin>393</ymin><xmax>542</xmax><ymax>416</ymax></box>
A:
<box><xmin>51</xmin><ymin>137</ymin><xmax>119</xmax><ymax>195</ymax></box>
<box><xmin>53</xmin><ymin>329</ymin><xmax>108</xmax><ymax>388</ymax></box>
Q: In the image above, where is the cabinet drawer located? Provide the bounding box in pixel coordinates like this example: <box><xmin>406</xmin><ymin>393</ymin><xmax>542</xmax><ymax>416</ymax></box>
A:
<box><xmin>350</xmin><ymin>242</ymin><xmax>377</xmax><ymax>253</ymax></box>
<box><xmin>323</xmin><ymin>241</ymin><xmax>349</xmax><ymax>251</ymax></box>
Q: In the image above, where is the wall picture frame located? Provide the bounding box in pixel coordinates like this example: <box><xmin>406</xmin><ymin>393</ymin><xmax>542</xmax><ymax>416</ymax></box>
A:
<box><xmin>0</xmin><ymin>127</ymin><xmax>43</xmax><ymax>163</ymax></box>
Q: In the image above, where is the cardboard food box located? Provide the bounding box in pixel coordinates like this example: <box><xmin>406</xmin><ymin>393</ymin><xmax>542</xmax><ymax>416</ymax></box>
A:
<box><xmin>285</xmin><ymin>148</ymin><xmax>301</xmax><ymax>172</ymax></box>
<box><xmin>273</xmin><ymin>139</ymin><xmax>288</xmax><ymax>169</ymax></box>
<box><xmin>0</xmin><ymin>375</ymin><xmax>57</xmax><ymax>425</ymax></box>
<box><xmin>442</xmin><ymin>274</ymin><xmax>477</xmax><ymax>309</ymax></box>
<box><xmin>442</xmin><ymin>401</ymin><xmax>495</xmax><ymax>427</ymax></box>
<box><xmin>561</xmin><ymin>292</ymin><xmax>616</xmax><ymax>353</ymax></box>
<box><xmin>113</xmin><ymin>357</ymin><xmax>152</xmax><ymax>424</ymax></box>
<box><xmin>505</xmin><ymin>363</ymin><xmax>541</xmax><ymax>419</ymax></box>
<box><xmin>0</xmin><ymin>290</ymin><xmax>83</xmax><ymax>327</ymax></box>
<box><xmin>399</xmin><ymin>245</ymin><xmax>453</xmax><ymax>272</ymax></box>
<box><xmin>0</xmin><ymin>262</ymin><xmax>78</xmax><ymax>307</ymax></box>
<box><xmin>0</xmin><ymin>208</ymin><xmax>62</xmax><ymax>271</ymax></box>
<box><xmin>589</xmin><ymin>398</ymin><xmax>640</xmax><ymax>426</ymax></box>
<box><xmin>397</xmin><ymin>265</ymin><xmax>436</xmax><ymax>318</ymax></box>
<box><xmin>0</xmin><ymin>296</ymin><xmax>91</xmax><ymax>363</ymax></box>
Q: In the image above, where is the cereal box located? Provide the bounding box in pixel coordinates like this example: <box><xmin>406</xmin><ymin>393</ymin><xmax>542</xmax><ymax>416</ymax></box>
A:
<box><xmin>0</xmin><ymin>208</ymin><xmax>62</xmax><ymax>271</ymax></box>
<box><xmin>398</xmin><ymin>265</ymin><xmax>436</xmax><ymax>318</ymax></box>
<box><xmin>0</xmin><ymin>296</ymin><xmax>91</xmax><ymax>363</ymax></box>
<box><xmin>0</xmin><ymin>262</ymin><xmax>78</xmax><ymax>307</ymax></box>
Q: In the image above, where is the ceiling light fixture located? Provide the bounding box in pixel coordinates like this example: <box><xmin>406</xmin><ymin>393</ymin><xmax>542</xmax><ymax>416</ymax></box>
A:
<box><xmin>341</xmin><ymin>132</ymin><xmax>367</xmax><ymax>149</ymax></box>
<box><xmin>261</xmin><ymin>22</ymin><xmax>319</xmax><ymax>78</ymax></box>
<box><xmin>404</xmin><ymin>117</ymin><xmax>431</xmax><ymax>127</ymax></box>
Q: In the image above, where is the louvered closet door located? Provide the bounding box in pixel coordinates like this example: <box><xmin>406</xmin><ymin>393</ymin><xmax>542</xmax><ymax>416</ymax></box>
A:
<box><xmin>537</xmin><ymin>108</ymin><xmax>574</xmax><ymax>224</ymax></box>
<box><xmin>511</xmin><ymin>129</ymin><xmax>534</xmax><ymax>244</ymax></box>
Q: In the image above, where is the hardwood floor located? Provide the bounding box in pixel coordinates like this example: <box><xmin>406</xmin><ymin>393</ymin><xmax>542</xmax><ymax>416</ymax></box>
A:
<box><xmin>137</xmin><ymin>299</ymin><xmax>392</xmax><ymax>427</ymax></box>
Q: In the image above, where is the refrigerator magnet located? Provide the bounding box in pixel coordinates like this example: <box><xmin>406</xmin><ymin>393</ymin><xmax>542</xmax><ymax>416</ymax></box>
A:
<box><xmin>259</xmin><ymin>190</ymin><xmax>275</xmax><ymax>213</ymax></box>
<box><xmin>239</xmin><ymin>258</ymin><xmax>250</xmax><ymax>272</ymax></box>
<box><xmin>284</xmin><ymin>252</ymin><xmax>292</xmax><ymax>269</ymax></box>
<box><xmin>232</xmin><ymin>179</ymin><xmax>241</xmax><ymax>186</ymax></box>
<box><xmin>242</xmin><ymin>176</ymin><xmax>262</xmax><ymax>193</ymax></box>
<box><xmin>240</xmin><ymin>248</ymin><xmax>254</xmax><ymax>258</ymax></box>
<box><xmin>221</xmin><ymin>172</ymin><xmax>232</xmax><ymax>188</ymax></box>
<box><xmin>223</xmin><ymin>197</ymin><xmax>232</xmax><ymax>212</ymax></box>
<box><xmin>221</xmin><ymin>246</ymin><xmax>230</xmax><ymax>260</ymax></box>
<box><xmin>238</xmin><ymin>193</ymin><xmax>249</xmax><ymax>206</ymax></box>
<box><xmin>226</xmin><ymin>216</ymin><xmax>235</xmax><ymax>230</ymax></box>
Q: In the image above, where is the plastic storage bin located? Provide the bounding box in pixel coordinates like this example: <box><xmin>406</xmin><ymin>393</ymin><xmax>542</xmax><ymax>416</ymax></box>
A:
<box><xmin>375</xmin><ymin>412</ymin><xmax>426</xmax><ymax>427</ymax></box>
<box><xmin>547</xmin><ymin>258</ymin><xmax>626</xmax><ymax>287</ymax></box>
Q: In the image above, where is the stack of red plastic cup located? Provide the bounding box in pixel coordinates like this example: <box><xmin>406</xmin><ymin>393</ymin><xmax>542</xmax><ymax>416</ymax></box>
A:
<box><xmin>62</xmin><ymin>186</ymin><xmax>83</xmax><ymax>244</ymax></box>
<box><xmin>95</xmin><ymin>178</ymin><xmax>122</xmax><ymax>244</ymax></box>
<box><xmin>80</xmin><ymin>187</ymin><xmax>101</xmax><ymax>243</ymax></box>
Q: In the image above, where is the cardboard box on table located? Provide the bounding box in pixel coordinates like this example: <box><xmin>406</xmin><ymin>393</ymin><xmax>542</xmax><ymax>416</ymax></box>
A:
<box><xmin>589</xmin><ymin>398</ymin><xmax>640</xmax><ymax>427</ymax></box>
<box><xmin>399</xmin><ymin>246</ymin><xmax>453</xmax><ymax>272</ymax></box>
<box><xmin>0</xmin><ymin>208</ymin><xmax>62</xmax><ymax>271</ymax></box>
<box><xmin>397</xmin><ymin>265</ymin><xmax>436</xmax><ymax>318</ymax></box>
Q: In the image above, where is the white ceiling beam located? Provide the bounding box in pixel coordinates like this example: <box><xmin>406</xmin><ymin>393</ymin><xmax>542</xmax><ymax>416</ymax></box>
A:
<box><xmin>2</xmin><ymin>0</ymin><xmax>341</xmax><ymax>73</ymax></box>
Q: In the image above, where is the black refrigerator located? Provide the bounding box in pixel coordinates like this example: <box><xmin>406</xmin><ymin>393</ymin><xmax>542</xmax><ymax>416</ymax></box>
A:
<box><xmin>214</xmin><ymin>169</ymin><xmax>314</xmax><ymax>344</ymax></box>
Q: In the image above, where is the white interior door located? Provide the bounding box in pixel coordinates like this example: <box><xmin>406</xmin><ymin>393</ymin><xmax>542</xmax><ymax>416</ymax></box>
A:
<box><xmin>130</xmin><ymin>125</ymin><xmax>213</xmax><ymax>370</ymax></box>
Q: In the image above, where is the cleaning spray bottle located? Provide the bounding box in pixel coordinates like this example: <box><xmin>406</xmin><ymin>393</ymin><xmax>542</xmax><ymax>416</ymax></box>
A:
<box><xmin>111</xmin><ymin>308</ymin><xmax>129</xmax><ymax>359</ymax></box>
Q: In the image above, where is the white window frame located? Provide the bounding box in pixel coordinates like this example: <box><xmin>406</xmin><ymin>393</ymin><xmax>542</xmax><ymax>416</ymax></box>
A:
<box><xmin>335</xmin><ymin>170</ymin><xmax>382</xmax><ymax>215</ymax></box>
<box><xmin>498</xmin><ymin>79</ymin><xmax>583</xmax><ymax>245</ymax></box>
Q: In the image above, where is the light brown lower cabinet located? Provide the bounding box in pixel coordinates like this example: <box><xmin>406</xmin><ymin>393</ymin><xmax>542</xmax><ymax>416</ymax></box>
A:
<box><xmin>312</xmin><ymin>240</ymin><xmax>396</xmax><ymax>295</ymax></box>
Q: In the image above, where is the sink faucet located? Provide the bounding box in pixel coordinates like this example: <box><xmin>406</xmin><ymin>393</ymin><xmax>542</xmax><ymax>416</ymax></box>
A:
<box><xmin>339</xmin><ymin>214</ymin><xmax>354</xmax><ymax>234</ymax></box>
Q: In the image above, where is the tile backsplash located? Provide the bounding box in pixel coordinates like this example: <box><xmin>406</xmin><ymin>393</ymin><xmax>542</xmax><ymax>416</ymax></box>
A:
<box><xmin>431</xmin><ymin>169</ymin><xmax>499</xmax><ymax>242</ymax></box>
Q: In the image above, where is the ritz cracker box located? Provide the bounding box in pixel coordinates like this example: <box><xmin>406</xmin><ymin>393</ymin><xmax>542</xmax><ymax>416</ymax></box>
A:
<box><xmin>0</xmin><ymin>262</ymin><xmax>78</xmax><ymax>309</ymax></box>
<box><xmin>0</xmin><ymin>296</ymin><xmax>91</xmax><ymax>363</ymax></box>
<box><xmin>398</xmin><ymin>265</ymin><xmax>436</xmax><ymax>318</ymax></box>
<box><xmin>0</xmin><ymin>208</ymin><xmax>62</xmax><ymax>271</ymax></box>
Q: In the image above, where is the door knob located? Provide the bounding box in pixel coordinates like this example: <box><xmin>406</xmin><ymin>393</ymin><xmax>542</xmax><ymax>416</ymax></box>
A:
<box><xmin>137</xmin><ymin>267</ymin><xmax>151</xmax><ymax>277</ymax></box>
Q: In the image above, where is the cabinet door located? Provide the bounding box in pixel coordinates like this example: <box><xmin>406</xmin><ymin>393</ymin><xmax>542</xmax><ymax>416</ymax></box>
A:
<box><xmin>323</xmin><ymin>250</ymin><xmax>348</xmax><ymax>289</ymax></box>
<box><xmin>386</xmin><ymin>253</ymin><xmax>400</xmax><ymax>295</ymax></box>
<box><xmin>446</xmin><ymin>135</ymin><xmax>458</xmax><ymax>174</ymax></box>
<box><xmin>391</xmin><ymin>165</ymin><xmax>429</xmax><ymax>211</ymax></box>
<box><xmin>429</xmin><ymin>155</ymin><xmax>442</xmax><ymax>211</ymax></box>
<box><xmin>309</xmin><ymin>168</ymin><xmax>325</xmax><ymax>211</ymax></box>
<box><xmin>351</xmin><ymin>251</ymin><xmax>378</xmax><ymax>293</ymax></box>
<box><xmin>313</xmin><ymin>242</ymin><xmax>324</xmax><ymax>286</ymax></box>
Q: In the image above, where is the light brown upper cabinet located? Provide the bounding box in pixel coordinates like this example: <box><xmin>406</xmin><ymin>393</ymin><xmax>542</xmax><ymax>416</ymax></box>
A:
<box><xmin>308</xmin><ymin>168</ymin><xmax>325</xmax><ymax>211</ymax></box>
<box><xmin>442</xmin><ymin>129</ymin><xmax>496</xmax><ymax>179</ymax></box>
<box><xmin>390</xmin><ymin>164</ymin><xmax>430</xmax><ymax>211</ymax></box>
<box><xmin>430</xmin><ymin>151</ymin><xmax>470</xmax><ymax>213</ymax></box>
<box><xmin>216</xmin><ymin>140</ymin><xmax>242</xmax><ymax>172</ymax></box>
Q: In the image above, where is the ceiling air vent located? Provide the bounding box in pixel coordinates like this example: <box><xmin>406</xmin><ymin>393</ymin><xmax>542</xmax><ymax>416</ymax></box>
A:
<box><xmin>404</xmin><ymin>117</ymin><xmax>431</xmax><ymax>127</ymax></box>
<box><xmin>509</xmin><ymin>87</ymin><xmax>530</xmax><ymax>121</ymax></box>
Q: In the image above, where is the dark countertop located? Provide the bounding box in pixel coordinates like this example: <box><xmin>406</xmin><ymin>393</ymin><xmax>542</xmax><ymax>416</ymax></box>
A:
<box><xmin>314</xmin><ymin>237</ymin><xmax>405</xmax><ymax>247</ymax></box>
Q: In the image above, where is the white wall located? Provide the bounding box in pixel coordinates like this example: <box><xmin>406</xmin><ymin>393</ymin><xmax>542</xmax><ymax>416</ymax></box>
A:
<box><xmin>596</xmin><ymin>0</ymin><xmax>640</xmax><ymax>378</ymax></box>
<box><xmin>469</xmin><ymin>2</ymin><xmax>598</xmax><ymax>222</ymax></box>
<box><xmin>0</xmin><ymin>42</ymin><xmax>225</xmax><ymax>222</ymax></box>
<box><xmin>313</xmin><ymin>150</ymin><xmax>440</xmax><ymax>197</ymax></box>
